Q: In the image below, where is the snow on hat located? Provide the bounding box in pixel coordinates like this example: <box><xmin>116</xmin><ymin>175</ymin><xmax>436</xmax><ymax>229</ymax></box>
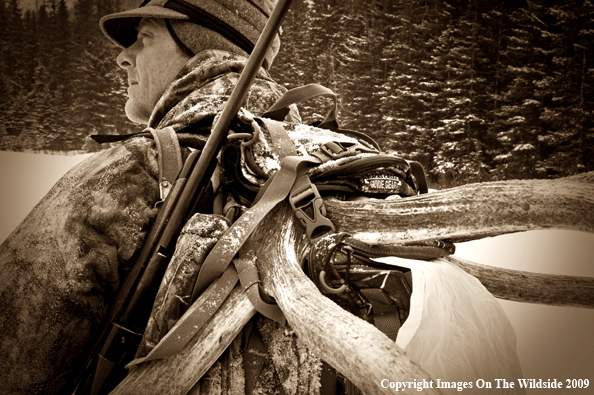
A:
<box><xmin>100</xmin><ymin>0</ymin><xmax>280</xmax><ymax>68</ymax></box>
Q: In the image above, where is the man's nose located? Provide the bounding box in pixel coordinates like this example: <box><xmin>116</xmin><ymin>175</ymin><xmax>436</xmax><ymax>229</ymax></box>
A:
<box><xmin>117</xmin><ymin>44</ymin><xmax>136</xmax><ymax>69</ymax></box>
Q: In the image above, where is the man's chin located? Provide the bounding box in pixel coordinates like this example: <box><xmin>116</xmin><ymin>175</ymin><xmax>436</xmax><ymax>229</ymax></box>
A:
<box><xmin>125</xmin><ymin>101</ymin><xmax>150</xmax><ymax>125</ymax></box>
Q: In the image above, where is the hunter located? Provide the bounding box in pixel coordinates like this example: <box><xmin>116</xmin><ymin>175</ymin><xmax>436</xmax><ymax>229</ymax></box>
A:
<box><xmin>0</xmin><ymin>0</ymin><xmax>300</xmax><ymax>393</ymax></box>
<box><xmin>0</xmin><ymin>0</ymin><xmax>525</xmax><ymax>394</ymax></box>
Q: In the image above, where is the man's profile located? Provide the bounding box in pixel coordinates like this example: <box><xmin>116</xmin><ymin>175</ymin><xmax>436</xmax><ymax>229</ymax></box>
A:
<box><xmin>117</xmin><ymin>18</ymin><xmax>191</xmax><ymax>124</ymax></box>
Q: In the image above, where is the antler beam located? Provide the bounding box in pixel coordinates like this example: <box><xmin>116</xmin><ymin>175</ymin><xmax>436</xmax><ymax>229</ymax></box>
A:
<box><xmin>444</xmin><ymin>255</ymin><xmax>594</xmax><ymax>308</ymax></box>
<box><xmin>326</xmin><ymin>171</ymin><xmax>594</xmax><ymax>244</ymax></box>
<box><xmin>248</xmin><ymin>203</ymin><xmax>441</xmax><ymax>395</ymax></box>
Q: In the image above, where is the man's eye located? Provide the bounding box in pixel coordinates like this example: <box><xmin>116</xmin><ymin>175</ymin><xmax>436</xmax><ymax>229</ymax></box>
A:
<box><xmin>135</xmin><ymin>27</ymin><xmax>153</xmax><ymax>40</ymax></box>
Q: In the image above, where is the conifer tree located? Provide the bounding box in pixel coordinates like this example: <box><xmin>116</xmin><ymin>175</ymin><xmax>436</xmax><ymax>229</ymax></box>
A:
<box><xmin>379</xmin><ymin>0</ymin><xmax>451</xmax><ymax>173</ymax></box>
<box><xmin>540</xmin><ymin>0</ymin><xmax>594</xmax><ymax>177</ymax></box>
<box><xmin>486</xmin><ymin>2</ymin><xmax>547</xmax><ymax>179</ymax></box>
<box><xmin>4</xmin><ymin>0</ymin><xmax>25</xmax><ymax>97</ymax></box>
<box><xmin>0</xmin><ymin>0</ymin><xmax>591</xmax><ymax>179</ymax></box>
<box><xmin>0</xmin><ymin>0</ymin><xmax>6</xmax><ymax>97</ymax></box>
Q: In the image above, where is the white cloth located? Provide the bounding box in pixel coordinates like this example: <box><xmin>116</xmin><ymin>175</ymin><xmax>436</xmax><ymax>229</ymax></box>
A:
<box><xmin>375</xmin><ymin>257</ymin><xmax>525</xmax><ymax>395</ymax></box>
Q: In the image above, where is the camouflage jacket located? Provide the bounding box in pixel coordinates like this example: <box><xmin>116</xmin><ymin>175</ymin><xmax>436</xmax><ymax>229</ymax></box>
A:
<box><xmin>0</xmin><ymin>50</ymin><xmax>295</xmax><ymax>395</ymax></box>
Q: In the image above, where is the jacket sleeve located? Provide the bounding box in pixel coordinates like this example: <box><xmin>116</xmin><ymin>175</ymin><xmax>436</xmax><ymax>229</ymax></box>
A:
<box><xmin>0</xmin><ymin>137</ymin><xmax>160</xmax><ymax>394</ymax></box>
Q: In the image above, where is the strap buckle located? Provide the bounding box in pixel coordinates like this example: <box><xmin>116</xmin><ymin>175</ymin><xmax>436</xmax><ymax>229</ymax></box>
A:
<box><xmin>318</xmin><ymin>244</ymin><xmax>353</xmax><ymax>295</ymax></box>
<box><xmin>289</xmin><ymin>175</ymin><xmax>335</xmax><ymax>240</ymax></box>
<box><xmin>321</xmin><ymin>141</ymin><xmax>378</xmax><ymax>160</ymax></box>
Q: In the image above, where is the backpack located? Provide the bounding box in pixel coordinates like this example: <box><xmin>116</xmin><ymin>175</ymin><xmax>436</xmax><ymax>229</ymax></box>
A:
<box><xmin>122</xmin><ymin>83</ymin><xmax>455</xmax><ymax>374</ymax></box>
<box><xmin>196</xmin><ymin>83</ymin><xmax>455</xmax><ymax>394</ymax></box>
<box><xmin>219</xmin><ymin>84</ymin><xmax>427</xmax><ymax>232</ymax></box>
<box><xmin>206</xmin><ymin>83</ymin><xmax>454</xmax><ymax>329</ymax></box>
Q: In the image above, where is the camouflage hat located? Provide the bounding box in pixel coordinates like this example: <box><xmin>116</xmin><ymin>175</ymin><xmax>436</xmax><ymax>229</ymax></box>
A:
<box><xmin>100</xmin><ymin>0</ymin><xmax>280</xmax><ymax>68</ymax></box>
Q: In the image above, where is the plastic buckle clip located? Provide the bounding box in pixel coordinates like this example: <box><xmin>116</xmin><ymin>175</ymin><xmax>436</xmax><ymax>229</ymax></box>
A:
<box><xmin>289</xmin><ymin>176</ymin><xmax>335</xmax><ymax>240</ymax></box>
<box><xmin>318</xmin><ymin>244</ymin><xmax>353</xmax><ymax>295</ymax></box>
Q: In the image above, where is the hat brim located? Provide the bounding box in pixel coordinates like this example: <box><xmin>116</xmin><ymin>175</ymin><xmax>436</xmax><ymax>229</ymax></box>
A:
<box><xmin>100</xmin><ymin>6</ymin><xmax>190</xmax><ymax>48</ymax></box>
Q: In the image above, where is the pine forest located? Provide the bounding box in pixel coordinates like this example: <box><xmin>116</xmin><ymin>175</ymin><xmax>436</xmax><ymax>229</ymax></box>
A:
<box><xmin>0</xmin><ymin>0</ymin><xmax>593</xmax><ymax>187</ymax></box>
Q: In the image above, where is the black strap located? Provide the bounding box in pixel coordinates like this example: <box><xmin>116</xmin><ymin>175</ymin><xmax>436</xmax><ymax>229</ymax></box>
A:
<box><xmin>243</xmin><ymin>320</ymin><xmax>268</xmax><ymax>395</ymax></box>
<box><xmin>165</xmin><ymin>18</ymin><xmax>195</xmax><ymax>57</ymax></box>
<box><xmin>358</xmin><ymin>288</ymin><xmax>400</xmax><ymax>341</ymax></box>
<box><xmin>90</xmin><ymin>131</ymin><xmax>149</xmax><ymax>144</ymax></box>
<box><xmin>409</xmin><ymin>161</ymin><xmax>429</xmax><ymax>194</ymax></box>
<box><xmin>320</xmin><ymin>361</ymin><xmax>337</xmax><ymax>395</ymax></box>
<box><xmin>343</xmin><ymin>237</ymin><xmax>455</xmax><ymax>261</ymax></box>
<box><xmin>91</xmin><ymin>116</ymin><xmax>214</xmax><ymax>145</ymax></box>
<box><xmin>336</xmin><ymin>128</ymin><xmax>381</xmax><ymax>151</ymax></box>
<box><xmin>262</xmin><ymin>83</ymin><xmax>339</xmax><ymax>130</ymax></box>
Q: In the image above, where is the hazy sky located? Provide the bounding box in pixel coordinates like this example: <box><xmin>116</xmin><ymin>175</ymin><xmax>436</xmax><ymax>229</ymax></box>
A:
<box><xmin>457</xmin><ymin>231</ymin><xmax>594</xmax><ymax>394</ymax></box>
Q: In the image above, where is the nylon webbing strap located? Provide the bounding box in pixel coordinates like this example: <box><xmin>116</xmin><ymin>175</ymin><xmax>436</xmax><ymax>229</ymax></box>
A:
<box><xmin>126</xmin><ymin>265</ymin><xmax>240</xmax><ymax>367</ymax></box>
<box><xmin>244</xmin><ymin>320</ymin><xmax>268</xmax><ymax>395</ymax></box>
<box><xmin>147</xmin><ymin>126</ymin><xmax>183</xmax><ymax>200</ymax></box>
<box><xmin>259</xmin><ymin>118</ymin><xmax>298</xmax><ymax>159</ymax></box>
<box><xmin>235</xmin><ymin>257</ymin><xmax>284</xmax><ymax>322</ymax></box>
<box><xmin>344</xmin><ymin>237</ymin><xmax>453</xmax><ymax>261</ymax></box>
<box><xmin>191</xmin><ymin>155</ymin><xmax>321</xmax><ymax>300</ymax></box>
<box><xmin>126</xmin><ymin>256</ymin><xmax>282</xmax><ymax>367</ymax></box>
<box><xmin>359</xmin><ymin>288</ymin><xmax>401</xmax><ymax>341</ymax></box>
<box><xmin>262</xmin><ymin>83</ymin><xmax>339</xmax><ymax>130</ymax></box>
<box><xmin>90</xmin><ymin>130</ymin><xmax>148</xmax><ymax>143</ymax></box>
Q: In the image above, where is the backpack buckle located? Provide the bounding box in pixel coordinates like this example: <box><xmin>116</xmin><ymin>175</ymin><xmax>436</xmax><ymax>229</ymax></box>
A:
<box><xmin>321</xmin><ymin>141</ymin><xmax>378</xmax><ymax>160</ymax></box>
<box><xmin>289</xmin><ymin>175</ymin><xmax>335</xmax><ymax>240</ymax></box>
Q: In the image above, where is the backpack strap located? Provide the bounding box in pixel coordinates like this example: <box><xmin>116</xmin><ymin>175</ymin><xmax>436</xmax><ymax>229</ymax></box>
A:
<box><xmin>260</xmin><ymin>117</ymin><xmax>298</xmax><ymax>158</ymax></box>
<box><xmin>90</xmin><ymin>126</ymin><xmax>183</xmax><ymax>201</ymax></box>
<box><xmin>262</xmin><ymin>83</ymin><xmax>339</xmax><ymax>130</ymax></box>
<box><xmin>146</xmin><ymin>127</ymin><xmax>183</xmax><ymax>201</ymax></box>
<box><xmin>126</xmin><ymin>253</ymin><xmax>282</xmax><ymax>367</ymax></box>
<box><xmin>191</xmin><ymin>155</ymin><xmax>322</xmax><ymax>299</ymax></box>
<box><xmin>409</xmin><ymin>161</ymin><xmax>429</xmax><ymax>194</ymax></box>
<box><xmin>258</xmin><ymin>118</ymin><xmax>336</xmax><ymax>239</ymax></box>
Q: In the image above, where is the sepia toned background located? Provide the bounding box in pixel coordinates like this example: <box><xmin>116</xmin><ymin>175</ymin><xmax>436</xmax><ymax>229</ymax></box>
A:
<box><xmin>0</xmin><ymin>0</ymin><xmax>592</xmax><ymax>393</ymax></box>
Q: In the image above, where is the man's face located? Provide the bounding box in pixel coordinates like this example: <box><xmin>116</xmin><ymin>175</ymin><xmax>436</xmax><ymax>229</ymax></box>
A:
<box><xmin>117</xmin><ymin>18</ymin><xmax>190</xmax><ymax>124</ymax></box>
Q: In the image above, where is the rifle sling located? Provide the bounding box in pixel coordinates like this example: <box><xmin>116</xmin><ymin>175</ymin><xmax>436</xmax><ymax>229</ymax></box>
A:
<box><xmin>126</xmin><ymin>255</ymin><xmax>282</xmax><ymax>367</ymax></box>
